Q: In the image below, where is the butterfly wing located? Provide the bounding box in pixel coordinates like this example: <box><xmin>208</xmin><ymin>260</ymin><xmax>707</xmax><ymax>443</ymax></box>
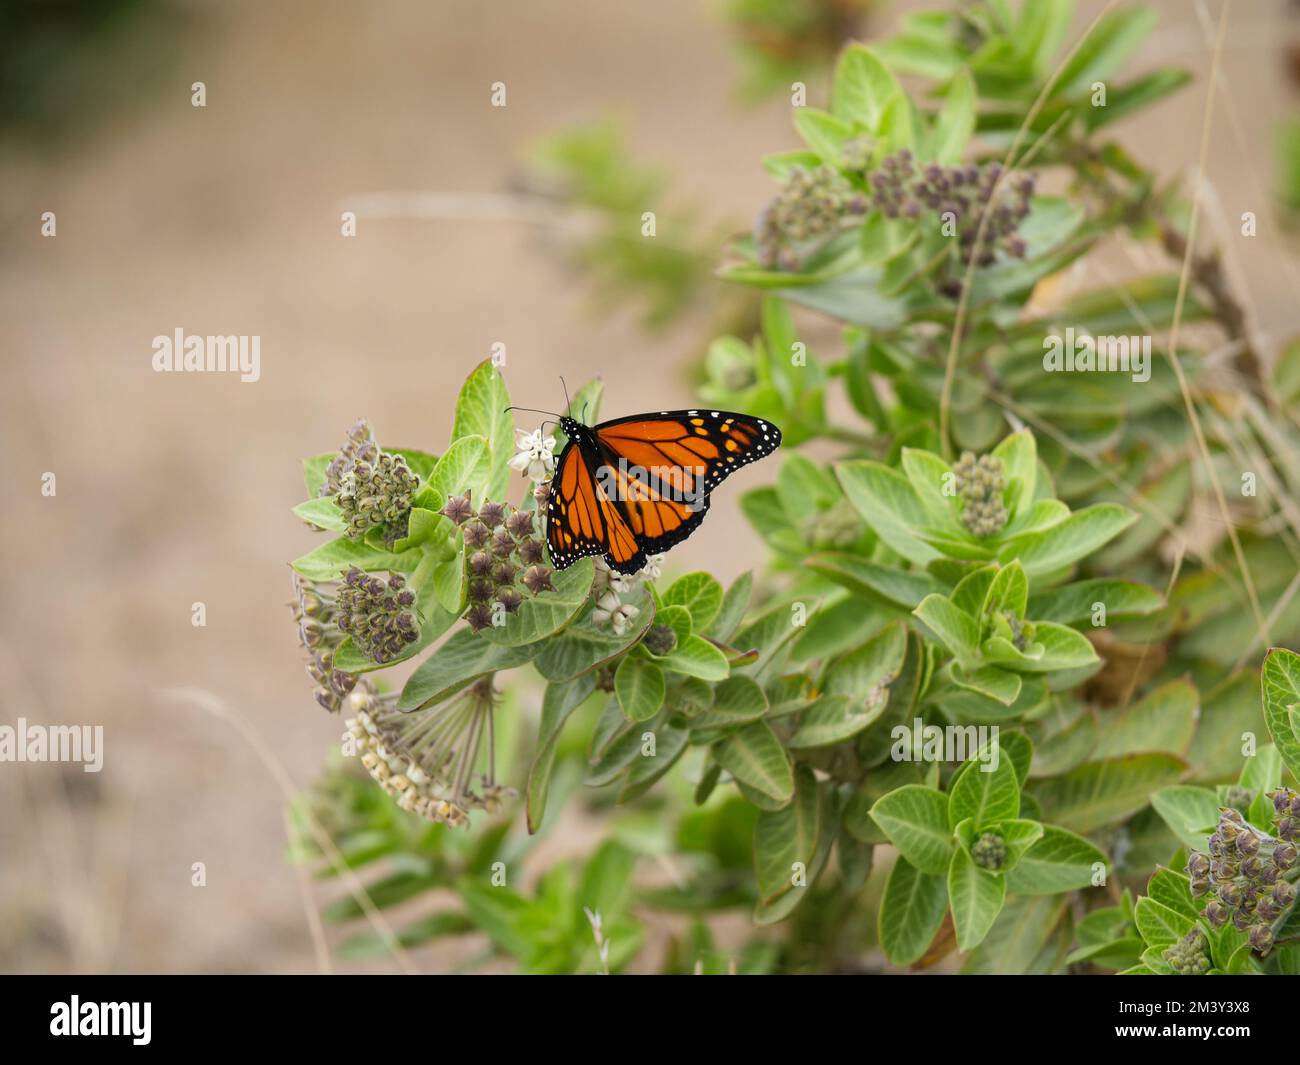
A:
<box><xmin>593</xmin><ymin>409</ymin><xmax>780</xmax><ymax>559</ymax></box>
<box><xmin>545</xmin><ymin>438</ymin><xmax>646</xmax><ymax>573</ymax></box>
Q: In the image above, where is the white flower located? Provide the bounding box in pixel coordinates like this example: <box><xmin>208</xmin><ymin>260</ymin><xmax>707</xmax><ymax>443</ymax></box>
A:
<box><xmin>510</xmin><ymin>427</ymin><xmax>557</xmax><ymax>482</ymax></box>
<box><xmin>637</xmin><ymin>553</ymin><xmax>667</xmax><ymax>581</ymax></box>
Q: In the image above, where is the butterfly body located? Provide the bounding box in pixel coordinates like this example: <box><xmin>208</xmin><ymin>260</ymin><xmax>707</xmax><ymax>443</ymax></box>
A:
<box><xmin>544</xmin><ymin>408</ymin><xmax>781</xmax><ymax>574</ymax></box>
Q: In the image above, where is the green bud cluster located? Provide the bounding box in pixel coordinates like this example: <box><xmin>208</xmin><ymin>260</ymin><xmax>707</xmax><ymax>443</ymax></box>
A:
<box><xmin>868</xmin><ymin>151</ymin><xmax>1033</xmax><ymax>273</ymax></box>
<box><xmin>334</xmin><ymin>567</ymin><xmax>419</xmax><ymax>664</ymax></box>
<box><xmin>953</xmin><ymin>451</ymin><xmax>1008</xmax><ymax>537</ymax></box>
<box><xmin>290</xmin><ymin>573</ymin><xmax>361</xmax><ymax>713</ymax></box>
<box><xmin>1162</xmin><ymin>926</ymin><xmax>1212</xmax><ymax>975</ymax></box>
<box><xmin>1187</xmin><ymin>797</ymin><xmax>1300</xmax><ymax>955</ymax></box>
<box><xmin>442</xmin><ymin>492</ymin><xmax>555</xmax><ymax>633</ymax></box>
<box><xmin>971</xmin><ymin>832</ymin><xmax>1006</xmax><ymax>870</ymax></box>
<box><xmin>337</xmin><ymin>449</ymin><xmax>419</xmax><ymax>545</ymax></box>
<box><xmin>643</xmin><ymin>623</ymin><xmax>678</xmax><ymax>657</ymax></box>
<box><xmin>803</xmin><ymin>498</ymin><xmax>866</xmax><ymax>548</ymax></box>
<box><xmin>755</xmin><ymin>165</ymin><xmax>867</xmax><ymax>271</ymax></box>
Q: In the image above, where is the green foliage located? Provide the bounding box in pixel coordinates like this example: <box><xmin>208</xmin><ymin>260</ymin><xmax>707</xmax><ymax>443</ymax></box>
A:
<box><xmin>286</xmin><ymin>1</ymin><xmax>1300</xmax><ymax>975</ymax></box>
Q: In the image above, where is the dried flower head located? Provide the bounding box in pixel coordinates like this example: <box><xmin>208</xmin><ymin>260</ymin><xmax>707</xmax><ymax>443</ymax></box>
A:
<box><xmin>345</xmin><ymin>679</ymin><xmax>514</xmax><ymax>829</ymax></box>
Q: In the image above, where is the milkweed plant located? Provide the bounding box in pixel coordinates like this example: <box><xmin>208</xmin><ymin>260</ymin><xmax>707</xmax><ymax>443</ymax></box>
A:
<box><xmin>286</xmin><ymin>0</ymin><xmax>1300</xmax><ymax>974</ymax></box>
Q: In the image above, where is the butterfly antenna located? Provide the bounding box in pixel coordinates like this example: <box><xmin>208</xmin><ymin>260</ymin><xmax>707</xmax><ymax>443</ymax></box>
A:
<box><xmin>504</xmin><ymin>405</ymin><xmax>562</xmax><ymax>419</ymax></box>
<box><xmin>559</xmin><ymin>376</ymin><xmax>572</xmax><ymax>418</ymax></box>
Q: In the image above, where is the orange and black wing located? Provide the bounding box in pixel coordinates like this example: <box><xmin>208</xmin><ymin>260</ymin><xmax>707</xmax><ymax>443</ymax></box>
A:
<box><xmin>545</xmin><ymin>439</ymin><xmax>645</xmax><ymax>573</ymax></box>
<box><xmin>592</xmin><ymin>409</ymin><xmax>781</xmax><ymax>562</ymax></box>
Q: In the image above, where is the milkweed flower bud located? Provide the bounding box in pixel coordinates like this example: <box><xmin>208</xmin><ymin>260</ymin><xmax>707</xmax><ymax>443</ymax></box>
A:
<box><xmin>971</xmin><ymin>832</ymin><xmax>1006</xmax><ymax>870</ymax></box>
<box><xmin>1162</xmin><ymin>927</ymin><xmax>1211</xmax><ymax>975</ymax></box>
<box><xmin>643</xmin><ymin>623</ymin><xmax>677</xmax><ymax>656</ymax></box>
<box><xmin>953</xmin><ymin>451</ymin><xmax>1008</xmax><ymax>538</ymax></box>
<box><xmin>334</xmin><ymin>567</ymin><xmax>420</xmax><ymax>664</ymax></box>
<box><xmin>477</xmin><ymin>501</ymin><xmax>507</xmax><ymax>529</ymax></box>
<box><xmin>337</xmin><ymin>449</ymin><xmax>419</xmax><ymax>545</ymax></box>
<box><xmin>439</xmin><ymin>491</ymin><xmax>474</xmax><ymax>525</ymax></box>
<box><xmin>521</xmin><ymin>565</ymin><xmax>554</xmax><ymax>595</ymax></box>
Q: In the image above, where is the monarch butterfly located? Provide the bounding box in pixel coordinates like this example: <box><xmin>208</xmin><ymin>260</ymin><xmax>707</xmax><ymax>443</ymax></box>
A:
<box><xmin>526</xmin><ymin>405</ymin><xmax>782</xmax><ymax>575</ymax></box>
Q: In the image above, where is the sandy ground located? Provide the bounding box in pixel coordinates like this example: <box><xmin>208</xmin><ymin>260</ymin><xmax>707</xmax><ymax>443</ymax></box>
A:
<box><xmin>1</xmin><ymin>0</ymin><xmax>1297</xmax><ymax>973</ymax></box>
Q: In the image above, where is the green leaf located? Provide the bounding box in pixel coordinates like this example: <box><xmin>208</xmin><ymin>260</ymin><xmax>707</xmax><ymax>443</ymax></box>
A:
<box><xmin>793</xmin><ymin>107</ymin><xmax>854</xmax><ymax>166</ymax></box>
<box><xmin>869</xmin><ymin>785</ymin><xmax>954</xmax><ymax>875</ymax></box>
<box><xmin>996</xmin><ymin>503</ymin><xmax>1137</xmax><ymax>576</ymax></box>
<box><xmin>662</xmin><ymin>572</ymin><xmax>724</xmax><ymax>632</ymax></box>
<box><xmin>451</xmin><ymin>360</ymin><xmax>513</xmax><ymax>500</ymax></box>
<box><xmin>930</xmin><ymin>65</ymin><xmax>975</xmax><ymax>165</ymax></box>
<box><xmin>428</xmin><ymin>434</ymin><xmax>490</xmax><ymax>502</ymax></box>
<box><xmin>527</xmin><ymin>674</ymin><xmax>598</xmax><ymax>832</ymax></box>
<box><xmin>948</xmin><ymin>746</ymin><xmax>1021</xmax><ymax>830</ymax></box>
<box><xmin>291</xmin><ymin>535</ymin><xmax>424</xmax><ymax>581</ymax></box>
<box><xmin>660</xmin><ymin>634</ymin><xmax>730</xmax><ymax>682</ymax></box>
<box><xmin>693</xmin><ymin>675</ymin><xmax>769</xmax><ymax>731</ymax></box>
<box><xmin>961</xmin><ymin>894</ymin><xmax>1069</xmax><ymax>975</ymax></box>
<box><xmin>836</xmin><ymin>460</ymin><xmax>939</xmax><ymax>565</ymax></box>
<box><xmin>806</xmin><ymin>552</ymin><xmax>943</xmax><ymax>610</ymax></box>
<box><xmin>293</xmin><ymin>495</ymin><xmax>346</xmax><ymax>532</ymax></box>
<box><xmin>478</xmin><ymin>558</ymin><xmax>594</xmax><ymax>647</ymax></box>
<box><xmin>1146</xmin><ymin>867</ymin><xmax>1200</xmax><ymax>922</ymax></box>
<box><xmin>533</xmin><ymin>599</ymin><xmax>655</xmax><ymax>682</ymax></box>
<box><xmin>710</xmin><ymin>571</ymin><xmax>753</xmax><ymax>642</ymax></box>
<box><xmin>1004</xmin><ymin>824</ymin><xmax>1109</xmax><ymax>895</ymax></box>
<box><xmin>615</xmin><ymin>655</ymin><xmax>666</xmax><ymax>722</ymax></box>
<box><xmin>787</xmin><ymin>693</ymin><xmax>885</xmax><ymax>749</ymax></box>
<box><xmin>1149</xmin><ymin>785</ymin><xmax>1220</xmax><ymax>853</ymax></box>
<box><xmin>1084</xmin><ymin>68</ymin><xmax>1192</xmax><ymax>131</ymax></box>
<box><xmin>991</xmin><ymin>429</ymin><xmax>1037</xmax><ymax>511</ymax></box>
<box><xmin>398</xmin><ymin>629</ymin><xmax>538</xmax><ymax>710</ymax></box>
<box><xmin>901</xmin><ymin>448</ymin><xmax>964</xmax><ymax>533</ymax></box>
<box><xmin>1028</xmin><ymin>753</ymin><xmax>1187</xmax><ymax>833</ymax></box>
<box><xmin>1262</xmin><ymin>648</ymin><xmax>1300</xmax><ymax>784</ymax></box>
<box><xmin>878</xmin><ymin>858</ymin><xmax>948</xmax><ymax>966</ymax></box>
<box><xmin>981</xmin><ymin>560</ymin><xmax>1029</xmax><ymax>621</ymax></box>
<box><xmin>1026</xmin><ymin>578</ymin><xmax>1163</xmax><ymax>625</ymax></box>
<box><xmin>1133</xmin><ymin>897</ymin><xmax>1193</xmax><ymax>950</ymax></box>
<box><xmin>1051</xmin><ymin>6</ymin><xmax>1157</xmax><ymax>100</ymax></box>
<box><xmin>948</xmin><ymin>846</ymin><xmax>1006</xmax><ymax>951</ymax></box>
<box><xmin>1093</xmin><ymin>679</ymin><xmax>1197</xmax><ymax>759</ymax></box>
<box><xmin>754</xmin><ymin>766</ymin><xmax>821</xmax><ymax>905</ymax></box>
<box><xmin>913</xmin><ymin>594</ymin><xmax>981</xmax><ymax>665</ymax></box>
<box><xmin>832</xmin><ymin>43</ymin><xmax>903</xmax><ymax>129</ymax></box>
<box><xmin>715</xmin><ymin>722</ymin><xmax>794</xmax><ymax>805</ymax></box>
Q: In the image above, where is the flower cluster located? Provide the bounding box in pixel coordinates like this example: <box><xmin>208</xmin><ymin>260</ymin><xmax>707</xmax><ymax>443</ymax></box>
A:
<box><xmin>754</xmin><ymin>165</ymin><xmax>867</xmax><ymax>271</ymax></box>
<box><xmin>510</xmin><ymin>427</ymin><xmax>558</xmax><ymax>483</ymax></box>
<box><xmin>868</xmin><ymin>151</ymin><xmax>1034</xmax><ymax>271</ymax></box>
<box><xmin>441</xmin><ymin>490</ymin><xmax>555</xmax><ymax>633</ymax></box>
<box><xmin>337</xmin><ymin>448</ymin><xmax>419</xmax><ymax>546</ymax></box>
<box><xmin>1162</xmin><ymin>926</ymin><xmax>1212</xmax><ymax>975</ymax></box>
<box><xmin>971</xmin><ymin>832</ymin><xmax>1006</xmax><ymax>870</ymax></box>
<box><xmin>345</xmin><ymin>678</ymin><xmax>513</xmax><ymax>828</ymax></box>
<box><xmin>1186</xmin><ymin>796</ymin><xmax>1299</xmax><ymax>954</ymax></box>
<box><xmin>591</xmin><ymin>554</ymin><xmax>663</xmax><ymax>635</ymax></box>
<box><xmin>320</xmin><ymin>419</ymin><xmax>380</xmax><ymax>498</ymax></box>
<box><xmin>334</xmin><ymin>567</ymin><xmax>419</xmax><ymax>664</ymax></box>
<box><xmin>290</xmin><ymin>573</ymin><xmax>360</xmax><ymax>713</ymax></box>
<box><xmin>953</xmin><ymin>451</ymin><xmax>1008</xmax><ymax>538</ymax></box>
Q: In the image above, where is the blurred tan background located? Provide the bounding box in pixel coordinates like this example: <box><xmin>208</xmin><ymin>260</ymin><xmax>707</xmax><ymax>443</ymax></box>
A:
<box><xmin>1</xmin><ymin>0</ymin><xmax>1298</xmax><ymax>973</ymax></box>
